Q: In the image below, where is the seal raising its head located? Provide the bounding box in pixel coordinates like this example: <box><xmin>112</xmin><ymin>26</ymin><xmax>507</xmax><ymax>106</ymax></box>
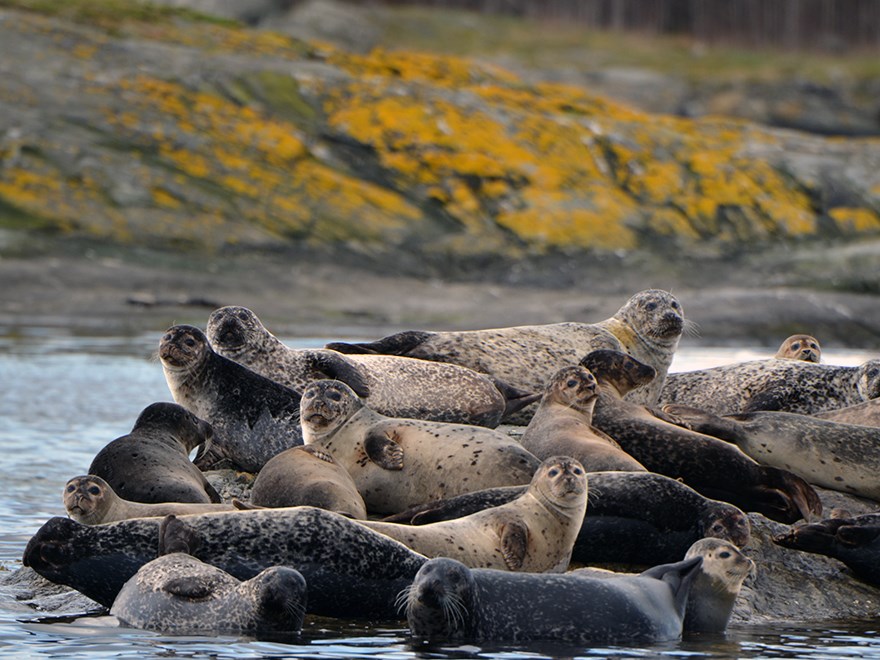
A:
<box><xmin>775</xmin><ymin>334</ymin><xmax>821</xmax><ymax>363</ymax></box>
<box><xmin>683</xmin><ymin>537</ymin><xmax>755</xmax><ymax>632</ymax></box>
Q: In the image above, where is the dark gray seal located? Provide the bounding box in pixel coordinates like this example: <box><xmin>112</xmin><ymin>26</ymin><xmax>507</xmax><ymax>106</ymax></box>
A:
<box><xmin>774</xmin><ymin>513</ymin><xmax>880</xmax><ymax>586</ymax></box>
<box><xmin>88</xmin><ymin>401</ymin><xmax>220</xmax><ymax>504</ymax></box>
<box><xmin>775</xmin><ymin>334</ymin><xmax>822</xmax><ymax>363</ymax></box>
<box><xmin>402</xmin><ymin>555</ymin><xmax>702</xmax><ymax>643</ymax></box>
<box><xmin>582</xmin><ymin>349</ymin><xmax>823</xmax><ymax>524</ymax></box>
<box><xmin>158</xmin><ymin>324</ymin><xmax>302</xmax><ymax>472</ymax></box>
<box><xmin>327</xmin><ymin>289</ymin><xmax>686</xmax><ymax>408</ymax></box>
<box><xmin>660</xmin><ymin>357</ymin><xmax>880</xmax><ymax>415</ymax></box>
<box><xmin>22</xmin><ymin>507</ymin><xmax>428</xmax><ymax>618</ymax></box>
<box><xmin>207</xmin><ymin>306</ymin><xmax>537</xmax><ymax>427</ymax></box>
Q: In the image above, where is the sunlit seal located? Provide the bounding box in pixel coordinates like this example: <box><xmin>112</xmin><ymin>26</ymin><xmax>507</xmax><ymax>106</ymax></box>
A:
<box><xmin>774</xmin><ymin>334</ymin><xmax>821</xmax><ymax>363</ymax></box>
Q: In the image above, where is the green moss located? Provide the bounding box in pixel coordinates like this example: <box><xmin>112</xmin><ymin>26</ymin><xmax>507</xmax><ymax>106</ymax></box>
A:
<box><xmin>0</xmin><ymin>0</ymin><xmax>239</xmax><ymax>28</ymax></box>
<box><xmin>0</xmin><ymin>196</ymin><xmax>61</xmax><ymax>231</ymax></box>
<box><xmin>237</xmin><ymin>71</ymin><xmax>319</xmax><ymax>128</ymax></box>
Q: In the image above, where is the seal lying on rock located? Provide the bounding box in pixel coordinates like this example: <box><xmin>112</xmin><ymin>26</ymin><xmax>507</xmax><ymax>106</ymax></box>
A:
<box><xmin>660</xmin><ymin>357</ymin><xmax>880</xmax><ymax>415</ymax></box>
<box><xmin>207</xmin><ymin>306</ymin><xmax>537</xmax><ymax>428</ymax></box>
<box><xmin>360</xmin><ymin>456</ymin><xmax>586</xmax><ymax>572</ymax></box>
<box><xmin>327</xmin><ymin>289</ymin><xmax>686</xmax><ymax>408</ymax></box>
<box><xmin>582</xmin><ymin>349</ymin><xmax>823</xmax><ymax>524</ymax></box>
<box><xmin>22</xmin><ymin>507</ymin><xmax>427</xmax><ymax>618</ymax></box>
<box><xmin>110</xmin><ymin>515</ymin><xmax>307</xmax><ymax>634</ymax></box>
<box><xmin>64</xmin><ymin>476</ymin><xmax>236</xmax><ymax>525</ymax></box>
<box><xmin>88</xmin><ymin>402</ymin><xmax>220</xmax><ymax>504</ymax></box>
<box><xmin>159</xmin><ymin>324</ymin><xmax>303</xmax><ymax>472</ymax></box>
<box><xmin>402</xmin><ymin>555</ymin><xmax>702</xmax><ymax>643</ymax></box>
<box><xmin>814</xmin><ymin>398</ymin><xmax>880</xmax><ymax>428</ymax></box>
<box><xmin>774</xmin><ymin>513</ymin><xmax>880</xmax><ymax>586</ymax></box>
<box><xmin>300</xmin><ymin>380</ymin><xmax>539</xmax><ymax>514</ymax></box>
<box><xmin>775</xmin><ymin>334</ymin><xmax>822</xmax><ymax>363</ymax></box>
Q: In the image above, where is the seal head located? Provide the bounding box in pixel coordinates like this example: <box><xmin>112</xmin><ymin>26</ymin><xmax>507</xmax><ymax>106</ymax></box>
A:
<box><xmin>775</xmin><ymin>334</ymin><xmax>821</xmax><ymax>363</ymax></box>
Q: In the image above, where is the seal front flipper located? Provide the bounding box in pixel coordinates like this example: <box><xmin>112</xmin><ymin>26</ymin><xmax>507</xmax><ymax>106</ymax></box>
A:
<box><xmin>159</xmin><ymin>515</ymin><xmax>203</xmax><ymax>556</ymax></box>
<box><xmin>300</xmin><ymin>445</ymin><xmax>336</xmax><ymax>464</ymax></box>
<box><xmin>499</xmin><ymin>520</ymin><xmax>529</xmax><ymax>570</ymax></box>
<box><xmin>162</xmin><ymin>575</ymin><xmax>216</xmax><ymax>600</ymax></box>
<box><xmin>325</xmin><ymin>331</ymin><xmax>436</xmax><ymax>357</ymax></box>
<box><xmin>364</xmin><ymin>430</ymin><xmax>405</xmax><ymax>470</ymax></box>
<box><xmin>310</xmin><ymin>352</ymin><xmax>371</xmax><ymax>398</ymax></box>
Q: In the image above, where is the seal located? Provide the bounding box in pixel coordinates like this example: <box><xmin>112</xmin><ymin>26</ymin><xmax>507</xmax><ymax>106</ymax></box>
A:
<box><xmin>774</xmin><ymin>513</ymin><xmax>880</xmax><ymax>586</ymax></box>
<box><xmin>207</xmin><ymin>306</ymin><xmax>538</xmax><ymax>428</ymax></box>
<box><xmin>88</xmin><ymin>401</ymin><xmax>220</xmax><ymax>504</ymax></box>
<box><xmin>22</xmin><ymin>507</ymin><xmax>428</xmax><ymax>618</ymax></box>
<box><xmin>158</xmin><ymin>324</ymin><xmax>302</xmax><ymax>472</ymax></box>
<box><xmin>110</xmin><ymin>515</ymin><xmax>307</xmax><ymax>634</ymax></box>
<box><xmin>360</xmin><ymin>456</ymin><xmax>586</xmax><ymax>572</ymax></box>
<box><xmin>383</xmin><ymin>470</ymin><xmax>750</xmax><ymax>566</ymax></box>
<box><xmin>64</xmin><ymin>475</ymin><xmax>236</xmax><ymax>525</ymax></box>
<box><xmin>402</xmin><ymin>555</ymin><xmax>702</xmax><ymax>643</ymax></box>
<box><xmin>249</xmin><ymin>445</ymin><xmax>367</xmax><ymax>519</ymax></box>
<box><xmin>660</xmin><ymin>357</ymin><xmax>880</xmax><ymax>415</ymax></box>
<box><xmin>326</xmin><ymin>289</ymin><xmax>686</xmax><ymax>408</ymax></box>
<box><xmin>300</xmin><ymin>379</ymin><xmax>540</xmax><ymax>514</ymax></box>
<box><xmin>814</xmin><ymin>398</ymin><xmax>880</xmax><ymax>428</ymax></box>
<box><xmin>520</xmin><ymin>365</ymin><xmax>647</xmax><ymax>472</ymax></box>
<box><xmin>774</xmin><ymin>334</ymin><xmax>821</xmax><ymax>363</ymax></box>
<box><xmin>661</xmin><ymin>405</ymin><xmax>880</xmax><ymax>501</ymax></box>
<box><xmin>581</xmin><ymin>349</ymin><xmax>823</xmax><ymax>524</ymax></box>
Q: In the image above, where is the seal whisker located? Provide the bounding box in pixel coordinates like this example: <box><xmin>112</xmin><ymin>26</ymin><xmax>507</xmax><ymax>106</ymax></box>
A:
<box><xmin>395</xmin><ymin>584</ymin><xmax>414</xmax><ymax>616</ymax></box>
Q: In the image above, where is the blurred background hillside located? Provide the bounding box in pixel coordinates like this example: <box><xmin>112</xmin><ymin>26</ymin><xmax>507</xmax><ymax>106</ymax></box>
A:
<box><xmin>0</xmin><ymin>0</ymin><xmax>879</xmax><ymax>345</ymax></box>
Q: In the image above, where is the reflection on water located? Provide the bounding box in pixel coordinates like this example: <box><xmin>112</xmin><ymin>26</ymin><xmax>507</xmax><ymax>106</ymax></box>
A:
<box><xmin>0</xmin><ymin>332</ymin><xmax>878</xmax><ymax>658</ymax></box>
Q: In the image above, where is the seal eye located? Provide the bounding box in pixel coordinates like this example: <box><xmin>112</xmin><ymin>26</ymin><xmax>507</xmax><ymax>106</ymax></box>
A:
<box><xmin>572</xmin><ymin>467</ymin><xmax>583</xmax><ymax>476</ymax></box>
<box><xmin>548</xmin><ymin>468</ymin><xmax>560</xmax><ymax>478</ymax></box>
<box><xmin>719</xmin><ymin>551</ymin><xmax>731</xmax><ymax>559</ymax></box>
<box><xmin>88</xmin><ymin>486</ymin><xmax>101</xmax><ymax>495</ymax></box>
<box><xmin>327</xmin><ymin>390</ymin><xmax>342</xmax><ymax>402</ymax></box>
<box><xmin>66</xmin><ymin>484</ymin><xmax>76</xmax><ymax>493</ymax></box>
<box><xmin>671</xmin><ymin>301</ymin><xmax>680</xmax><ymax>309</ymax></box>
<box><xmin>184</xmin><ymin>338</ymin><xmax>196</xmax><ymax>347</ymax></box>
<box><xmin>566</xmin><ymin>379</ymin><xmax>579</xmax><ymax>388</ymax></box>
<box><xmin>644</xmin><ymin>302</ymin><xmax>657</xmax><ymax>311</ymax></box>
<box><xmin>791</xmin><ymin>342</ymin><xmax>800</xmax><ymax>350</ymax></box>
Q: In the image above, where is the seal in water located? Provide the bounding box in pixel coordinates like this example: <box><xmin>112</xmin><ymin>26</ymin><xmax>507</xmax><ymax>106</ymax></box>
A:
<box><xmin>660</xmin><ymin>358</ymin><xmax>880</xmax><ymax>415</ymax></box>
<box><xmin>402</xmin><ymin>555</ymin><xmax>702</xmax><ymax>643</ymax></box>
<box><xmin>22</xmin><ymin>507</ymin><xmax>428</xmax><ymax>618</ymax></box>
<box><xmin>775</xmin><ymin>334</ymin><xmax>821</xmax><ymax>363</ymax></box>
<box><xmin>661</xmin><ymin>405</ymin><xmax>880</xmax><ymax>502</ymax></box>
<box><xmin>383</xmin><ymin>470</ymin><xmax>750</xmax><ymax>566</ymax></box>
<box><xmin>774</xmin><ymin>513</ymin><xmax>880</xmax><ymax>586</ymax></box>
<box><xmin>520</xmin><ymin>365</ymin><xmax>646</xmax><ymax>472</ymax></box>
<box><xmin>360</xmin><ymin>456</ymin><xmax>586</xmax><ymax>572</ymax></box>
<box><xmin>207</xmin><ymin>306</ymin><xmax>538</xmax><ymax>428</ymax></box>
<box><xmin>326</xmin><ymin>289</ymin><xmax>686</xmax><ymax>410</ymax></box>
<box><xmin>64</xmin><ymin>475</ymin><xmax>236</xmax><ymax>525</ymax></box>
<box><xmin>88</xmin><ymin>402</ymin><xmax>220</xmax><ymax>504</ymax></box>
<box><xmin>581</xmin><ymin>349</ymin><xmax>823</xmax><ymax>524</ymax></box>
<box><xmin>110</xmin><ymin>515</ymin><xmax>307</xmax><ymax>634</ymax></box>
<box><xmin>300</xmin><ymin>380</ymin><xmax>539</xmax><ymax>515</ymax></box>
<box><xmin>158</xmin><ymin>324</ymin><xmax>302</xmax><ymax>472</ymax></box>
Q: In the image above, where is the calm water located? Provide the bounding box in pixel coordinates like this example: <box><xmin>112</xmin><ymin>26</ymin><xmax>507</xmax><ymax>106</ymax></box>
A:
<box><xmin>1</xmin><ymin>330</ymin><xmax>879</xmax><ymax>659</ymax></box>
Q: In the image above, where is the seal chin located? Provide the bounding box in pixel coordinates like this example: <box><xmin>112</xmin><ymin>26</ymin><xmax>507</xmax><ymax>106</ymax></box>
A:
<box><xmin>304</xmin><ymin>412</ymin><xmax>333</xmax><ymax>427</ymax></box>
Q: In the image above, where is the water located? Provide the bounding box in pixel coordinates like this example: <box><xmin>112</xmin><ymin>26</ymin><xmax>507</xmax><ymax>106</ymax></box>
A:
<box><xmin>1</xmin><ymin>331</ymin><xmax>879</xmax><ymax>658</ymax></box>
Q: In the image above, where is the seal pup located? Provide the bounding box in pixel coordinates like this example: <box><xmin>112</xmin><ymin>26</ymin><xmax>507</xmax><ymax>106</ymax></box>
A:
<box><xmin>360</xmin><ymin>456</ymin><xmax>586</xmax><ymax>572</ymax></box>
<box><xmin>383</xmin><ymin>470</ymin><xmax>750</xmax><ymax>566</ymax></box>
<box><xmin>248</xmin><ymin>445</ymin><xmax>367</xmax><ymax>519</ymax></box>
<box><xmin>207</xmin><ymin>306</ymin><xmax>538</xmax><ymax>428</ymax></box>
<box><xmin>88</xmin><ymin>401</ymin><xmax>220</xmax><ymax>504</ymax></box>
<box><xmin>23</xmin><ymin>507</ymin><xmax>428</xmax><ymax>618</ymax></box>
<box><xmin>775</xmin><ymin>334</ymin><xmax>821</xmax><ymax>363</ymax></box>
<box><xmin>300</xmin><ymin>380</ymin><xmax>540</xmax><ymax>514</ymax></box>
<box><xmin>520</xmin><ymin>365</ymin><xmax>647</xmax><ymax>472</ymax></box>
<box><xmin>582</xmin><ymin>349</ymin><xmax>823</xmax><ymax>524</ymax></box>
<box><xmin>660</xmin><ymin>358</ymin><xmax>880</xmax><ymax>415</ymax></box>
<box><xmin>159</xmin><ymin>324</ymin><xmax>302</xmax><ymax>472</ymax></box>
<box><xmin>402</xmin><ymin>556</ymin><xmax>702</xmax><ymax>643</ymax></box>
<box><xmin>661</xmin><ymin>405</ymin><xmax>880</xmax><ymax>501</ymax></box>
<box><xmin>774</xmin><ymin>513</ymin><xmax>880</xmax><ymax>586</ymax></box>
<box><xmin>64</xmin><ymin>476</ymin><xmax>236</xmax><ymax>525</ymax></box>
<box><xmin>327</xmin><ymin>289</ymin><xmax>686</xmax><ymax>408</ymax></box>
<box><xmin>110</xmin><ymin>515</ymin><xmax>307</xmax><ymax>634</ymax></box>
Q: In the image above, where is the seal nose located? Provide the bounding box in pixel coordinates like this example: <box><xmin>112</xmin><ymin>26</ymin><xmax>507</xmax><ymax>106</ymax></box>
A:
<box><xmin>217</xmin><ymin>319</ymin><xmax>244</xmax><ymax>347</ymax></box>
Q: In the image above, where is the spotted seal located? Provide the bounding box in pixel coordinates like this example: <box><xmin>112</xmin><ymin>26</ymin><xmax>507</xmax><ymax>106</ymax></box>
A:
<box><xmin>22</xmin><ymin>507</ymin><xmax>428</xmax><ymax>618</ymax></box>
<box><xmin>360</xmin><ymin>456</ymin><xmax>586</xmax><ymax>572</ymax></box>
<box><xmin>327</xmin><ymin>289</ymin><xmax>686</xmax><ymax>409</ymax></box>
<box><xmin>300</xmin><ymin>380</ymin><xmax>539</xmax><ymax>515</ymax></box>
<box><xmin>520</xmin><ymin>365</ymin><xmax>646</xmax><ymax>472</ymax></box>
<box><xmin>581</xmin><ymin>349</ymin><xmax>823</xmax><ymax>523</ymax></box>
<box><xmin>207</xmin><ymin>306</ymin><xmax>538</xmax><ymax>428</ymax></box>
<box><xmin>402</xmin><ymin>555</ymin><xmax>702</xmax><ymax>643</ymax></box>
<box><xmin>814</xmin><ymin>399</ymin><xmax>880</xmax><ymax>427</ymax></box>
<box><xmin>661</xmin><ymin>405</ymin><xmax>880</xmax><ymax>501</ymax></box>
<box><xmin>158</xmin><ymin>324</ymin><xmax>302</xmax><ymax>472</ymax></box>
<box><xmin>660</xmin><ymin>358</ymin><xmax>880</xmax><ymax>415</ymax></box>
<box><xmin>775</xmin><ymin>334</ymin><xmax>821</xmax><ymax>363</ymax></box>
<box><xmin>88</xmin><ymin>401</ymin><xmax>220</xmax><ymax>504</ymax></box>
<box><xmin>64</xmin><ymin>475</ymin><xmax>236</xmax><ymax>525</ymax></box>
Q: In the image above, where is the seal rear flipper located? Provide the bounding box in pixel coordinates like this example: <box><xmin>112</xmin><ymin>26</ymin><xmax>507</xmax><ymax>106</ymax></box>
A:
<box><xmin>499</xmin><ymin>521</ymin><xmax>529</xmax><ymax>570</ymax></box>
<box><xmin>159</xmin><ymin>515</ymin><xmax>203</xmax><ymax>556</ymax></box>
<box><xmin>311</xmin><ymin>352</ymin><xmax>371</xmax><ymax>398</ymax></box>
<box><xmin>364</xmin><ymin>430</ymin><xmax>404</xmax><ymax>470</ymax></box>
<box><xmin>325</xmin><ymin>331</ymin><xmax>435</xmax><ymax>357</ymax></box>
<box><xmin>640</xmin><ymin>555</ymin><xmax>703</xmax><ymax>619</ymax></box>
<box><xmin>836</xmin><ymin>522</ymin><xmax>880</xmax><ymax>547</ymax></box>
<box><xmin>660</xmin><ymin>405</ymin><xmax>742</xmax><ymax>442</ymax></box>
<box><xmin>382</xmin><ymin>487</ymin><xmax>526</xmax><ymax>524</ymax></box>
<box><xmin>232</xmin><ymin>498</ymin><xmax>264</xmax><ymax>510</ymax></box>
<box><xmin>759</xmin><ymin>467</ymin><xmax>823</xmax><ymax>523</ymax></box>
<box><xmin>492</xmin><ymin>378</ymin><xmax>541</xmax><ymax>421</ymax></box>
<box><xmin>203</xmin><ymin>479</ymin><xmax>223</xmax><ymax>504</ymax></box>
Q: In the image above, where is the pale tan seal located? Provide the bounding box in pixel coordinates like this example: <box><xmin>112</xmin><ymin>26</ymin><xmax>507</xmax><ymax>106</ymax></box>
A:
<box><xmin>300</xmin><ymin>379</ymin><xmax>540</xmax><ymax>515</ymax></box>
<box><xmin>207</xmin><ymin>306</ymin><xmax>538</xmax><ymax>427</ymax></box>
<box><xmin>64</xmin><ymin>476</ymin><xmax>236</xmax><ymax>525</ymax></box>
<box><xmin>360</xmin><ymin>456</ymin><xmax>586</xmax><ymax>572</ymax></box>
<box><xmin>814</xmin><ymin>398</ymin><xmax>880</xmax><ymax>427</ymax></box>
<box><xmin>775</xmin><ymin>334</ymin><xmax>821</xmax><ymax>363</ymax></box>
<box><xmin>519</xmin><ymin>365</ymin><xmax>647</xmax><ymax>472</ymax></box>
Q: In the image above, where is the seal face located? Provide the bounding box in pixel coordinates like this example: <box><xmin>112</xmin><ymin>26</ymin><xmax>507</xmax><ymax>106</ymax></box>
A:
<box><xmin>775</xmin><ymin>334</ymin><xmax>821</xmax><ymax>363</ymax></box>
<box><xmin>683</xmin><ymin>537</ymin><xmax>755</xmax><ymax>633</ymax></box>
